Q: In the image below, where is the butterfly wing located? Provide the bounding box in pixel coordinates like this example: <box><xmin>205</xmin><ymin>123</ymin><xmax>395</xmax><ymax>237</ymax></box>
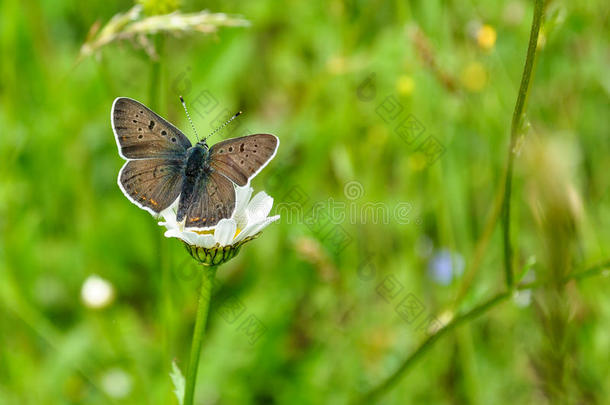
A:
<box><xmin>208</xmin><ymin>134</ymin><xmax>279</xmax><ymax>186</ymax></box>
<box><xmin>181</xmin><ymin>171</ymin><xmax>236</xmax><ymax>228</ymax></box>
<box><xmin>112</xmin><ymin>97</ymin><xmax>192</xmax><ymax>159</ymax></box>
<box><xmin>118</xmin><ymin>159</ymin><xmax>184</xmax><ymax>214</ymax></box>
<box><xmin>112</xmin><ymin>97</ymin><xmax>189</xmax><ymax>214</ymax></box>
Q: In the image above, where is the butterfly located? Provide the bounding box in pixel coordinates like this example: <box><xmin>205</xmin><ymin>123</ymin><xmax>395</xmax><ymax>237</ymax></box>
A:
<box><xmin>111</xmin><ymin>97</ymin><xmax>279</xmax><ymax>228</ymax></box>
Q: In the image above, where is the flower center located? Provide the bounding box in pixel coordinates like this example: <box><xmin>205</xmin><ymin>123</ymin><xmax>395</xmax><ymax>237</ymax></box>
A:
<box><xmin>193</xmin><ymin>229</ymin><xmax>214</xmax><ymax>236</ymax></box>
<box><xmin>192</xmin><ymin>228</ymin><xmax>242</xmax><ymax>238</ymax></box>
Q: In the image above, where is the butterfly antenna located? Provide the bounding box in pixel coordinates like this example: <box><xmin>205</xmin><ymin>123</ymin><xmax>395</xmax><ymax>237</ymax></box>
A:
<box><xmin>180</xmin><ymin>95</ymin><xmax>199</xmax><ymax>141</ymax></box>
<box><xmin>203</xmin><ymin>111</ymin><xmax>242</xmax><ymax>143</ymax></box>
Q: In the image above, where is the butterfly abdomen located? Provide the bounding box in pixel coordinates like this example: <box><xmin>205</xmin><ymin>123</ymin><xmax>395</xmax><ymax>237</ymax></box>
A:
<box><xmin>177</xmin><ymin>146</ymin><xmax>211</xmax><ymax>222</ymax></box>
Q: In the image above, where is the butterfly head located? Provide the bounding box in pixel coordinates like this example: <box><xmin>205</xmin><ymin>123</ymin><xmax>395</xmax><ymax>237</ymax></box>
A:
<box><xmin>195</xmin><ymin>138</ymin><xmax>210</xmax><ymax>150</ymax></box>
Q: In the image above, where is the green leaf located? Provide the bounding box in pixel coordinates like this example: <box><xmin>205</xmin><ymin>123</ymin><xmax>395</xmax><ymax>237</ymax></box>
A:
<box><xmin>170</xmin><ymin>360</ymin><xmax>186</xmax><ymax>405</ymax></box>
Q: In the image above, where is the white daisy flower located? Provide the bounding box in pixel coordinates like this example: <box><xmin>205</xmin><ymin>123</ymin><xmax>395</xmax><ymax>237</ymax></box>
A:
<box><xmin>158</xmin><ymin>185</ymin><xmax>280</xmax><ymax>265</ymax></box>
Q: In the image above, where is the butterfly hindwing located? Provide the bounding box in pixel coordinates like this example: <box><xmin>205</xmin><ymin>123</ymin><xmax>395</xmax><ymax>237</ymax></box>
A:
<box><xmin>208</xmin><ymin>134</ymin><xmax>278</xmax><ymax>186</ymax></box>
<box><xmin>182</xmin><ymin>171</ymin><xmax>236</xmax><ymax>228</ymax></box>
<box><xmin>119</xmin><ymin>159</ymin><xmax>184</xmax><ymax>214</ymax></box>
<box><xmin>112</xmin><ymin>97</ymin><xmax>192</xmax><ymax>159</ymax></box>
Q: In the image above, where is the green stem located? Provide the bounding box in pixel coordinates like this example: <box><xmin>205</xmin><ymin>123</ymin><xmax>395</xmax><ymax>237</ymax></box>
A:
<box><xmin>452</xmin><ymin>180</ymin><xmax>505</xmax><ymax>308</ymax></box>
<box><xmin>358</xmin><ymin>260</ymin><xmax>609</xmax><ymax>403</ymax></box>
<box><xmin>501</xmin><ymin>0</ymin><xmax>544</xmax><ymax>289</ymax></box>
<box><xmin>184</xmin><ymin>266</ymin><xmax>217</xmax><ymax>405</ymax></box>
<box><xmin>359</xmin><ymin>292</ymin><xmax>510</xmax><ymax>403</ymax></box>
<box><xmin>517</xmin><ymin>260</ymin><xmax>610</xmax><ymax>290</ymax></box>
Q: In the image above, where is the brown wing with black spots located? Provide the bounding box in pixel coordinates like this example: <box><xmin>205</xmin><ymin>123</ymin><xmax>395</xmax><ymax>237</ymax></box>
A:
<box><xmin>184</xmin><ymin>171</ymin><xmax>236</xmax><ymax>228</ymax></box>
<box><xmin>208</xmin><ymin>134</ymin><xmax>278</xmax><ymax>186</ymax></box>
<box><xmin>119</xmin><ymin>159</ymin><xmax>184</xmax><ymax>213</ymax></box>
<box><xmin>112</xmin><ymin>97</ymin><xmax>192</xmax><ymax>159</ymax></box>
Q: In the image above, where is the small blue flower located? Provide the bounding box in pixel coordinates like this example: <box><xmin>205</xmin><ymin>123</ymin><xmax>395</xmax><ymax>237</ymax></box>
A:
<box><xmin>428</xmin><ymin>249</ymin><xmax>464</xmax><ymax>285</ymax></box>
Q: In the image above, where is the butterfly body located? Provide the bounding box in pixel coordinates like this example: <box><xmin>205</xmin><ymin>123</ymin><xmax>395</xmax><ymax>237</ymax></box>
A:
<box><xmin>177</xmin><ymin>144</ymin><xmax>213</xmax><ymax>223</ymax></box>
<box><xmin>112</xmin><ymin>97</ymin><xmax>278</xmax><ymax>229</ymax></box>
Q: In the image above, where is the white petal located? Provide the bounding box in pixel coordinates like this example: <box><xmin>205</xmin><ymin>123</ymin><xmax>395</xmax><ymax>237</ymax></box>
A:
<box><xmin>159</xmin><ymin>215</ymin><xmax>181</xmax><ymax>230</ymax></box>
<box><xmin>214</xmin><ymin>218</ymin><xmax>237</xmax><ymax>246</ymax></box>
<box><xmin>164</xmin><ymin>228</ymin><xmax>194</xmax><ymax>245</ymax></box>
<box><xmin>234</xmin><ymin>215</ymin><xmax>280</xmax><ymax>242</ymax></box>
<box><xmin>234</xmin><ymin>186</ymin><xmax>253</xmax><ymax>214</ymax></box>
<box><xmin>233</xmin><ymin>186</ymin><xmax>253</xmax><ymax>228</ymax></box>
<box><xmin>160</xmin><ymin>198</ymin><xmax>180</xmax><ymax>222</ymax></box>
<box><xmin>159</xmin><ymin>221</ymin><xmax>174</xmax><ymax>230</ymax></box>
<box><xmin>247</xmin><ymin>191</ymin><xmax>273</xmax><ymax>224</ymax></box>
<box><xmin>160</xmin><ymin>209</ymin><xmax>175</xmax><ymax>223</ymax></box>
<box><xmin>192</xmin><ymin>232</ymin><xmax>216</xmax><ymax>248</ymax></box>
<box><xmin>164</xmin><ymin>228</ymin><xmax>217</xmax><ymax>248</ymax></box>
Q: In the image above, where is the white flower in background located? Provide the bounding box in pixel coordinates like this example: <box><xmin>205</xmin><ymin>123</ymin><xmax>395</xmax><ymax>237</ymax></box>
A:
<box><xmin>159</xmin><ymin>185</ymin><xmax>280</xmax><ymax>265</ymax></box>
<box><xmin>513</xmin><ymin>263</ymin><xmax>536</xmax><ymax>308</ymax></box>
<box><xmin>100</xmin><ymin>368</ymin><xmax>132</xmax><ymax>399</ymax></box>
<box><xmin>81</xmin><ymin>275</ymin><xmax>115</xmax><ymax>309</ymax></box>
<box><xmin>513</xmin><ymin>289</ymin><xmax>532</xmax><ymax>308</ymax></box>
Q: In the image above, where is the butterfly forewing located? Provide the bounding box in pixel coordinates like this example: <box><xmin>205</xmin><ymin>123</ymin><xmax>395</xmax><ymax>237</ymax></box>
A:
<box><xmin>184</xmin><ymin>171</ymin><xmax>236</xmax><ymax>228</ymax></box>
<box><xmin>112</xmin><ymin>97</ymin><xmax>192</xmax><ymax>159</ymax></box>
<box><xmin>119</xmin><ymin>159</ymin><xmax>184</xmax><ymax>213</ymax></box>
<box><xmin>209</xmin><ymin>134</ymin><xmax>278</xmax><ymax>186</ymax></box>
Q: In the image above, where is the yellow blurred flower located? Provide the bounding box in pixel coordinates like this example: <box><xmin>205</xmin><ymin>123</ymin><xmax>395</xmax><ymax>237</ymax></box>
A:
<box><xmin>460</xmin><ymin>62</ymin><xmax>487</xmax><ymax>92</ymax></box>
<box><xmin>409</xmin><ymin>152</ymin><xmax>428</xmax><ymax>171</ymax></box>
<box><xmin>397</xmin><ymin>75</ymin><xmax>415</xmax><ymax>95</ymax></box>
<box><xmin>477</xmin><ymin>24</ymin><xmax>497</xmax><ymax>51</ymax></box>
<box><xmin>367</xmin><ymin>125</ymin><xmax>389</xmax><ymax>149</ymax></box>
<box><xmin>327</xmin><ymin>55</ymin><xmax>347</xmax><ymax>74</ymax></box>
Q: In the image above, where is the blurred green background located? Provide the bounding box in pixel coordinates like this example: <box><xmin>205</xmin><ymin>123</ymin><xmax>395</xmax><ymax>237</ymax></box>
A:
<box><xmin>1</xmin><ymin>0</ymin><xmax>609</xmax><ymax>404</ymax></box>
